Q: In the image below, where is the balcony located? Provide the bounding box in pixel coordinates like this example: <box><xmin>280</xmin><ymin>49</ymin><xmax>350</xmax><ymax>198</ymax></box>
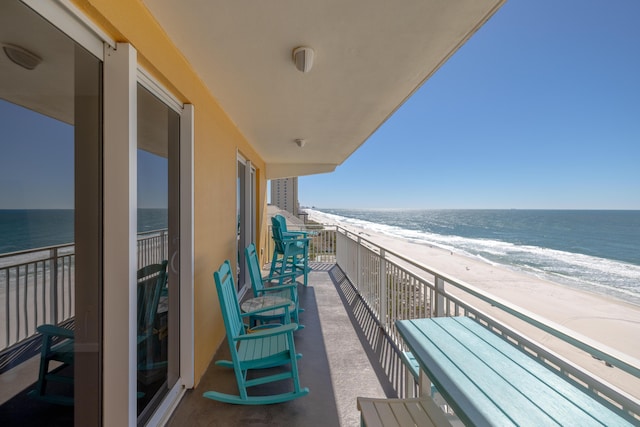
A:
<box><xmin>167</xmin><ymin>261</ymin><xmax>396</xmax><ymax>426</ymax></box>
<box><xmin>1</xmin><ymin>225</ymin><xmax>639</xmax><ymax>425</ymax></box>
<box><xmin>168</xmin><ymin>225</ymin><xmax>640</xmax><ymax>425</ymax></box>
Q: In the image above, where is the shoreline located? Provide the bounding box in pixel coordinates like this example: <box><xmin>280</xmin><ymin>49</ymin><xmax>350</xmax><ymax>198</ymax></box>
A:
<box><xmin>306</xmin><ymin>209</ymin><xmax>640</xmax><ymax>397</ymax></box>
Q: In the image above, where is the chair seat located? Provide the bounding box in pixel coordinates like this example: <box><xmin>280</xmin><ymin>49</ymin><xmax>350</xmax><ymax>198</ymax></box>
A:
<box><xmin>237</xmin><ymin>334</ymin><xmax>291</xmax><ymax>367</ymax></box>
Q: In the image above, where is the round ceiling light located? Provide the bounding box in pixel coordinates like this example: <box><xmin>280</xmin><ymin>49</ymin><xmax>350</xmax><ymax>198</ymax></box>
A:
<box><xmin>3</xmin><ymin>44</ymin><xmax>42</xmax><ymax>70</ymax></box>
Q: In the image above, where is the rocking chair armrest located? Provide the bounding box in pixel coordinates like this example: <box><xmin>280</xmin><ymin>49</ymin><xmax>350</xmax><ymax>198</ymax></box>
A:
<box><xmin>289</xmin><ymin>230</ymin><xmax>318</xmax><ymax>237</ymax></box>
<box><xmin>37</xmin><ymin>324</ymin><xmax>75</xmax><ymax>339</ymax></box>
<box><xmin>240</xmin><ymin>302</ymin><xmax>291</xmax><ymax>318</ymax></box>
<box><xmin>264</xmin><ymin>271</ymin><xmax>298</xmax><ymax>283</ymax></box>
<box><xmin>259</xmin><ymin>283</ymin><xmax>298</xmax><ymax>293</ymax></box>
<box><xmin>282</xmin><ymin>231</ymin><xmax>308</xmax><ymax>238</ymax></box>
<box><xmin>281</xmin><ymin>236</ymin><xmax>310</xmax><ymax>244</ymax></box>
<box><xmin>234</xmin><ymin>322</ymin><xmax>298</xmax><ymax>340</ymax></box>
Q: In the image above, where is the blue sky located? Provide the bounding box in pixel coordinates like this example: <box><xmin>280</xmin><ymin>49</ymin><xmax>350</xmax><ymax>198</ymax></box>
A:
<box><xmin>2</xmin><ymin>1</ymin><xmax>638</xmax><ymax>211</ymax></box>
<box><xmin>299</xmin><ymin>0</ymin><xmax>640</xmax><ymax>209</ymax></box>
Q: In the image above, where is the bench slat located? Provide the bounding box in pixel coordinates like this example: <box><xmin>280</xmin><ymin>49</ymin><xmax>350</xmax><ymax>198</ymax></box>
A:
<box><xmin>453</xmin><ymin>318</ymin><xmax>631</xmax><ymax>425</ymax></box>
<box><xmin>374</xmin><ymin>400</ymin><xmax>402</xmax><ymax>427</ymax></box>
<box><xmin>358</xmin><ymin>397</ymin><xmax>452</xmax><ymax>427</ymax></box>
<box><xmin>358</xmin><ymin>399</ymin><xmax>385</xmax><ymax>427</ymax></box>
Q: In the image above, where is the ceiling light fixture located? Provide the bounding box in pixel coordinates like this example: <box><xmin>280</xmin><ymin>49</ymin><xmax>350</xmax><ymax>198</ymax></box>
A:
<box><xmin>292</xmin><ymin>47</ymin><xmax>314</xmax><ymax>73</ymax></box>
<box><xmin>295</xmin><ymin>138</ymin><xmax>306</xmax><ymax>148</ymax></box>
<box><xmin>3</xmin><ymin>44</ymin><xmax>42</xmax><ymax>70</ymax></box>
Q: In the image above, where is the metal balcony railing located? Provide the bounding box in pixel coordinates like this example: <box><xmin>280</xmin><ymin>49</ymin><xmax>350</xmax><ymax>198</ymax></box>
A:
<box><xmin>332</xmin><ymin>226</ymin><xmax>640</xmax><ymax>422</ymax></box>
<box><xmin>0</xmin><ymin>244</ymin><xmax>75</xmax><ymax>352</ymax></box>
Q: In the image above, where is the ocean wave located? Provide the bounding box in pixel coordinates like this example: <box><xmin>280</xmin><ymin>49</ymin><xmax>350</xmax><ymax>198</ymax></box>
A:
<box><xmin>308</xmin><ymin>209</ymin><xmax>640</xmax><ymax>305</ymax></box>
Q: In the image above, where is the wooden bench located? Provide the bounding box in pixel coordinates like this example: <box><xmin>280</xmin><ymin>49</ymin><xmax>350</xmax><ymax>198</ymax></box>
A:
<box><xmin>357</xmin><ymin>396</ymin><xmax>453</xmax><ymax>427</ymax></box>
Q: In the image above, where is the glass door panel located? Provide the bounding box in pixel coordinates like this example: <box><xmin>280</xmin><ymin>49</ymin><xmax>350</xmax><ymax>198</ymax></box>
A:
<box><xmin>0</xmin><ymin>1</ymin><xmax>102</xmax><ymax>425</ymax></box>
<box><xmin>136</xmin><ymin>84</ymin><xmax>180</xmax><ymax>423</ymax></box>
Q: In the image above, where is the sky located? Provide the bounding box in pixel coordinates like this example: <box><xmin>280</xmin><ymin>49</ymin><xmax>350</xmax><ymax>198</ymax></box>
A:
<box><xmin>1</xmin><ymin>1</ymin><xmax>638</xmax><ymax>211</ymax></box>
<box><xmin>298</xmin><ymin>0</ymin><xmax>640</xmax><ymax>210</ymax></box>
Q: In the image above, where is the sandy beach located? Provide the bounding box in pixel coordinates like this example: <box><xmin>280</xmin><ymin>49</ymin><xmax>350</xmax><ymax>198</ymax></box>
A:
<box><xmin>307</xmin><ymin>210</ymin><xmax>640</xmax><ymax>399</ymax></box>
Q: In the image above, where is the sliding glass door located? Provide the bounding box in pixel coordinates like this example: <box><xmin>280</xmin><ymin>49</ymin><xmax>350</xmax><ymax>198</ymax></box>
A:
<box><xmin>136</xmin><ymin>84</ymin><xmax>180</xmax><ymax>423</ymax></box>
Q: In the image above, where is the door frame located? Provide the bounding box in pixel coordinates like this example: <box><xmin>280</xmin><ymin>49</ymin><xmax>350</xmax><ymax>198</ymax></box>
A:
<box><xmin>237</xmin><ymin>154</ymin><xmax>256</xmax><ymax>295</ymax></box>
<box><xmin>137</xmin><ymin>67</ymin><xmax>195</xmax><ymax>426</ymax></box>
<box><xmin>104</xmin><ymin>46</ymin><xmax>194</xmax><ymax>426</ymax></box>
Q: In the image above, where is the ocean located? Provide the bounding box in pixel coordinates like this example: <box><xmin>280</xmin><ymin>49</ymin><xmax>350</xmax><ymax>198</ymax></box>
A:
<box><xmin>312</xmin><ymin>209</ymin><xmax>640</xmax><ymax>306</ymax></box>
<box><xmin>0</xmin><ymin>208</ymin><xmax>168</xmax><ymax>254</ymax></box>
<box><xmin>3</xmin><ymin>208</ymin><xmax>639</xmax><ymax>305</ymax></box>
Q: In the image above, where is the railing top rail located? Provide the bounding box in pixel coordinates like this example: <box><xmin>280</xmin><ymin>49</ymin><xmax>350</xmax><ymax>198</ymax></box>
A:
<box><xmin>335</xmin><ymin>225</ymin><xmax>640</xmax><ymax>379</ymax></box>
<box><xmin>137</xmin><ymin>228</ymin><xmax>169</xmax><ymax>237</ymax></box>
<box><xmin>0</xmin><ymin>242</ymin><xmax>75</xmax><ymax>260</ymax></box>
<box><xmin>0</xmin><ymin>230</ymin><xmax>168</xmax><ymax>260</ymax></box>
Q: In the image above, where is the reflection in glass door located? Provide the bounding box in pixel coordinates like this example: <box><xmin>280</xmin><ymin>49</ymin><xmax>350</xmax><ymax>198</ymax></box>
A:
<box><xmin>0</xmin><ymin>1</ymin><xmax>102</xmax><ymax>425</ymax></box>
<box><xmin>136</xmin><ymin>84</ymin><xmax>180</xmax><ymax>423</ymax></box>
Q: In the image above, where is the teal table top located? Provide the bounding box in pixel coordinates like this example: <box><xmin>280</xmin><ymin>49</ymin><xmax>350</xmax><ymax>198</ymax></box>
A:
<box><xmin>396</xmin><ymin>316</ymin><xmax>633</xmax><ymax>427</ymax></box>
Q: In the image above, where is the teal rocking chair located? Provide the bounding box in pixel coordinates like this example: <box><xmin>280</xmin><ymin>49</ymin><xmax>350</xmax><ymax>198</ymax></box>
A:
<box><xmin>268</xmin><ymin>215</ymin><xmax>308</xmax><ymax>276</ymax></box>
<box><xmin>137</xmin><ymin>260</ymin><xmax>169</xmax><ymax>373</ymax></box>
<box><xmin>203</xmin><ymin>260</ymin><xmax>309</xmax><ymax>405</ymax></box>
<box><xmin>28</xmin><ymin>324</ymin><xmax>75</xmax><ymax>405</ymax></box>
<box><xmin>269</xmin><ymin>217</ymin><xmax>311</xmax><ymax>287</ymax></box>
<box><xmin>245</xmin><ymin>243</ymin><xmax>302</xmax><ymax>328</ymax></box>
<box><xmin>29</xmin><ymin>260</ymin><xmax>168</xmax><ymax>405</ymax></box>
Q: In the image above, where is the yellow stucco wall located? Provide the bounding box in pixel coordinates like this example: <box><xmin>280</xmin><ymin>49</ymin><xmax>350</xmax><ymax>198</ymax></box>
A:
<box><xmin>72</xmin><ymin>0</ymin><xmax>270</xmax><ymax>386</ymax></box>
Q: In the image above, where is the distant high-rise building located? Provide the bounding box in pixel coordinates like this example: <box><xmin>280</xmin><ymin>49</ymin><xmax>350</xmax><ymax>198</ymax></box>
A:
<box><xmin>271</xmin><ymin>177</ymin><xmax>299</xmax><ymax>216</ymax></box>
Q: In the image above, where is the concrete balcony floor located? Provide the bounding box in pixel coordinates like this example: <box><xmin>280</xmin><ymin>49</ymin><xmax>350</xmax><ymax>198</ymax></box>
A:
<box><xmin>167</xmin><ymin>263</ymin><xmax>402</xmax><ymax>427</ymax></box>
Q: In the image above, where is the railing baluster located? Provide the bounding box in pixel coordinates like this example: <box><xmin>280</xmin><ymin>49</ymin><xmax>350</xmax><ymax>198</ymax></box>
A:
<box><xmin>23</xmin><ymin>264</ymin><xmax>29</xmax><ymax>340</ymax></box>
<box><xmin>34</xmin><ymin>261</ymin><xmax>39</xmax><ymax>328</ymax></box>
<box><xmin>379</xmin><ymin>249</ymin><xmax>387</xmax><ymax>330</ymax></box>
<box><xmin>434</xmin><ymin>276</ymin><xmax>445</xmax><ymax>317</ymax></box>
<box><xmin>50</xmin><ymin>248</ymin><xmax>59</xmax><ymax>324</ymax></box>
<box><xmin>4</xmin><ymin>269</ymin><xmax>9</xmax><ymax>348</ymax></box>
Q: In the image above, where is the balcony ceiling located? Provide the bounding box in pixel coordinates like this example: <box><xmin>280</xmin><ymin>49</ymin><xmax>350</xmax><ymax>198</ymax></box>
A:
<box><xmin>0</xmin><ymin>1</ymin><xmax>505</xmax><ymax>179</ymax></box>
<box><xmin>142</xmin><ymin>0</ymin><xmax>506</xmax><ymax>179</ymax></box>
